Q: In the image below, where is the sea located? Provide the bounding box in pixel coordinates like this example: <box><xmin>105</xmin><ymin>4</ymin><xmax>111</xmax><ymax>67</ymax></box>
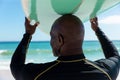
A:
<box><xmin>0</xmin><ymin>41</ymin><xmax>120</xmax><ymax>70</ymax></box>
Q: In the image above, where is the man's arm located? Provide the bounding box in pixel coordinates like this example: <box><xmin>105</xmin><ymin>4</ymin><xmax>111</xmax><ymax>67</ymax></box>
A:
<box><xmin>95</xmin><ymin>28</ymin><xmax>119</xmax><ymax>58</ymax></box>
<box><xmin>10</xmin><ymin>33</ymin><xmax>32</xmax><ymax>79</ymax></box>
<box><xmin>90</xmin><ymin>17</ymin><xmax>119</xmax><ymax>58</ymax></box>
<box><xmin>10</xmin><ymin>18</ymin><xmax>39</xmax><ymax>79</ymax></box>
<box><xmin>90</xmin><ymin>17</ymin><xmax>120</xmax><ymax>80</ymax></box>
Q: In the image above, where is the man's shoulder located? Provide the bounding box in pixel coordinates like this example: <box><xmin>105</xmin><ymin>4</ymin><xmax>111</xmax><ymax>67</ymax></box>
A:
<box><xmin>25</xmin><ymin>60</ymin><xmax>57</xmax><ymax>68</ymax></box>
<box><xmin>20</xmin><ymin>60</ymin><xmax>57</xmax><ymax>79</ymax></box>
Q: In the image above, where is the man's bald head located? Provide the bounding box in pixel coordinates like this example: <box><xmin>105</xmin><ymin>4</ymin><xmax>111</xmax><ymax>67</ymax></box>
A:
<box><xmin>50</xmin><ymin>14</ymin><xmax>85</xmax><ymax>56</ymax></box>
<box><xmin>51</xmin><ymin>14</ymin><xmax>84</xmax><ymax>41</ymax></box>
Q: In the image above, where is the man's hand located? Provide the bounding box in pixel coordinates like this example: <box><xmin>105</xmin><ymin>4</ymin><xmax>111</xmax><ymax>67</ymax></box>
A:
<box><xmin>90</xmin><ymin>17</ymin><xmax>99</xmax><ymax>32</ymax></box>
<box><xmin>25</xmin><ymin>17</ymin><xmax>39</xmax><ymax>35</ymax></box>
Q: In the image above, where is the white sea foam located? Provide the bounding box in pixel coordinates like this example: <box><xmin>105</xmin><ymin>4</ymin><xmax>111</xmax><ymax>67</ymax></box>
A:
<box><xmin>117</xmin><ymin>47</ymin><xmax>120</xmax><ymax>50</ymax></box>
<box><xmin>0</xmin><ymin>50</ymin><xmax>7</xmax><ymax>54</ymax></box>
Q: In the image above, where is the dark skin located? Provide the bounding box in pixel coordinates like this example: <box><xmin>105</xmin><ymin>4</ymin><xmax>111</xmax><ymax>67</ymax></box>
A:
<box><xmin>50</xmin><ymin>15</ymin><xmax>84</xmax><ymax>56</ymax></box>
<box><xmin>25</xmin><ymin>15</ymin><xmax>98</xmax><ymax>57</ymax></box>
<box><xmin>25</xmin><ymin>17</ymin><xmax>39</xmax><ymax>35</ymax></box>
<box><xmin>50</xmin><ymin>15</ymin><xmax>99</xmax><ymax>57</ymax></box>
<box><xmin>90</xmin><ymin>17</ymin><xmax>99</xmax><ymax>31</ymax></box>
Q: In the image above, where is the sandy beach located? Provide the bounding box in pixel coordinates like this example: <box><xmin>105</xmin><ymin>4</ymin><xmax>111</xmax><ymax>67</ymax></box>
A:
<box><xmin>0</xmin><ymin>70</ymin><xmax>14</xmax><ymax>80</ymax></box>
<box><xmin>0</xmin><ymin>70</ymin><xmax>120</xmax><ymax>80</ymax></box>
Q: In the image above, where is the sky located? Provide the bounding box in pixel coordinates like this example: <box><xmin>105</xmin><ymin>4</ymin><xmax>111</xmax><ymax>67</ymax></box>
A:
<box><xmin>0</xmin><ymin>0</ymin><xmax>120</xmax><ymax>41</ymax></box>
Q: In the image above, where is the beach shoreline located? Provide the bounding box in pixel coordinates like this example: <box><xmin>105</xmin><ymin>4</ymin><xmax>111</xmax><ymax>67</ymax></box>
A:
<box><xmin>0</xmin><ymin>69</ymin><xmax>120</xmax><ymax>80</ymax></box>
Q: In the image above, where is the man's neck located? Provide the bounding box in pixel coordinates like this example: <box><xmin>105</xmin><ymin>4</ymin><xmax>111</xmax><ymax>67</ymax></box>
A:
<box><xmin>60</xmin><ymin>46</ymin><xmax>83</xmax><ymax>56</ymax></box>
<box><xmin>60</xmin><ymin>40</ymin><xmax>83</xmax><ymax>56</ymax></box>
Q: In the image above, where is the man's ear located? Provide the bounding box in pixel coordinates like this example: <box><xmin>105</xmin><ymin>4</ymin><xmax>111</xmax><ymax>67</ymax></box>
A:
<box><xmin>58</xmin><ymin>34</ymin><xmax>64</xmax><ymax>47</ymax></box>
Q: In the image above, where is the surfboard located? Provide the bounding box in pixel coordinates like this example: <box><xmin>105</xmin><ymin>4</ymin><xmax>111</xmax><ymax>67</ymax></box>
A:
<box><xmin>21</xmin><ymin>0</ymin><xmax>120</xmax><ymax>34</ymax></box>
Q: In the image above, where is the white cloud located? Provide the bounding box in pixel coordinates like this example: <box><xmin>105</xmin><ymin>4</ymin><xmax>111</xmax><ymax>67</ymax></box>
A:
<box><xmin>99</xmin><ymin>15</ymin><xmax>120</xmax><ymax>24</ymax></box>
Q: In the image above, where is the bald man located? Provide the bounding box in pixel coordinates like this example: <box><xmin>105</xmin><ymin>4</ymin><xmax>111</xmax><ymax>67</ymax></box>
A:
<box><xmin>10</xmin><ymin>15</ymin><xmax>120</xmax><ymax>80</ymax></box>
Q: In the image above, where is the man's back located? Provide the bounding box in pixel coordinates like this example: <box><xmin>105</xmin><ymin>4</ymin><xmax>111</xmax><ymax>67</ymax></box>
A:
<box><xmin>20</xmin><ymin>54</ymin><xmax>118</xmax><ymax>80</ymax></box>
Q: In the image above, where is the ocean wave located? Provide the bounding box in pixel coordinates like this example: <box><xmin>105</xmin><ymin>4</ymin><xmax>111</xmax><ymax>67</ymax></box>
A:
<box><xmin>84</xmin><ymin>48</ymin><xmax>102</xmax><ymax>53</ymax></box>
<box><xmin>117</xmin><ymin>47</ymin><xmax>120</xmax><ymax>50</ymax></box>
<box><xmin>36</xmin><ymin>49</ymin><xmax>52</xmax><ymax>53</ymax></box>
<box><xmin>0</xmin><ymin>50</ymin><xmax>8</xmax><ymax>55</ymax></box>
